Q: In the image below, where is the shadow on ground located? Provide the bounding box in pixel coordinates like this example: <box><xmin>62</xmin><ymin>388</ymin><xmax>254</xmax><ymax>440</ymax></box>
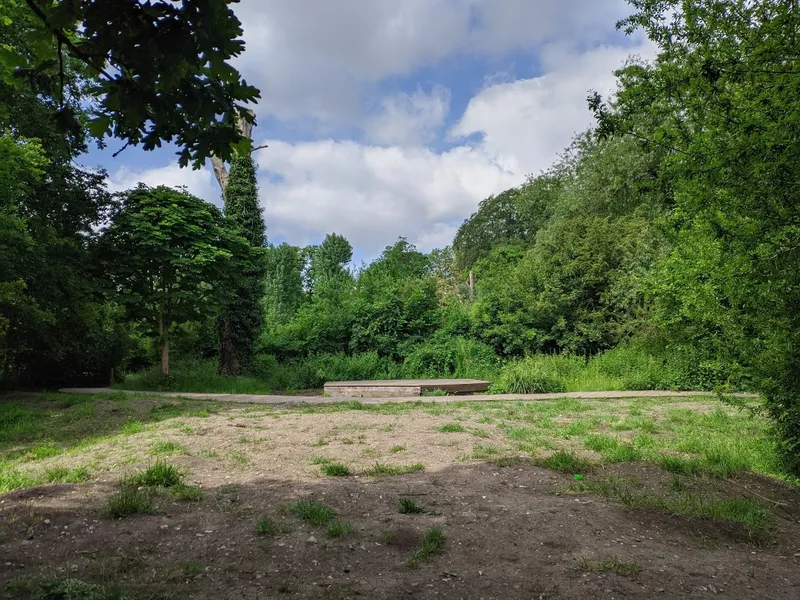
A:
<box><xmin>1</xmin><ymin>459</ymin><xmax>799</xmax><ymax>600</ymax></box>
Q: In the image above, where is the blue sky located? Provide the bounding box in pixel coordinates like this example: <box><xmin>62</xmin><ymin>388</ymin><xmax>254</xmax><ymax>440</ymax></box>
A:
<box><xmin>86</xmin><ymin>0</ymin><xmax>653</xmax><ymax>263</ymax></box>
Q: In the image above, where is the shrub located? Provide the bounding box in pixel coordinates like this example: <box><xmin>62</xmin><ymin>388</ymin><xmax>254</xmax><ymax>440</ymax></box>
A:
<box><xmin>494</xmin><ymin>357</ymin><xmax>567</xmax><ymax>394</ymax></box>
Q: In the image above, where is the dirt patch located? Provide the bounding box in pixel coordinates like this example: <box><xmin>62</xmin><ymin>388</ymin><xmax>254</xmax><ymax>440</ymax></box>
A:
<box><xmin>1</xmin><ymin>403</ymin><xmax>799</xmax><ymax>599</ymax></box>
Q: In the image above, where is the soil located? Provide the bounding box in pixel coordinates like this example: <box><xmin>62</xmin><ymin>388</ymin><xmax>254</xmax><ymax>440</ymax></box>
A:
<box><xmin>1</xmin><ymin>404</ymin><xmax>799</xmax><ymax>599</ymax></box>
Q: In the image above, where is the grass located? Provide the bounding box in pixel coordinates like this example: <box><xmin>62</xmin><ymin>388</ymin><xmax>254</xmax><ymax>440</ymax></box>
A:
<box><xmin>422</xmin><ymin>389</ymin><xmax>448</xmax><ymax>397</ymax></box>
<box><xmin>398</xmin><ymin>497</ymin><xmax>429</xmax><ymax>514</ymax></box>
<box><xmin>7</xmin><ymin>578</ymin><xmax>135</xmax><ymax>600</ymax></box>
<box><xmin>321</xmin><ymin>462</ymin><xmax>351</xmax><ymax>477</ymax></box>
<box><xmin>325</xmin><ymin>520</ymin><xmax>355</xmax><ymax>537</ymax></box>
<box><xmin>534</xmin><ymin>451</ymin><xmax>594</xmax><ymax>474</ymax></box>
<box><xmin>228</xmin><ymin>451</ymin><xmax>250</xmax><ymax>465</ymax></box>
<box><xmin>291</xmin><ymin>499</ymin><xmax>336</xmax><ymax>526</ymax></box>
<box><xmin>104</xmin><ymin>488</ymin><xmax>155</xmax><ymax>519</ymax></box>
<box><xmin>580</xmin><ymin>557</ymin><xmax>642</xmax><ymax>577</ymax></box>
<box><xmin>171</xmin><ymin>483</ymin><xmax>203</xmax><ymax>501</ymax></box>
<box><xmin>409</xmin><ymin>527</ymin><xmax>445</xmax><ymax>565</ymax></box>
<box><xmin>390</xmin><ymin>445</ymin><xmax>406</xmax><ymax>453</ymax></box>
<box><xmin>361</xmin><ymin>462</ymin><xmax>425</xmax><ymax>476</ymax></box>
<box><xmin>470</xmin><ymin>444</ymin><xmax>502</xmax><ymax>459</ymax></box>
<box><xmin>570</xmin><ymin>476</ymin><xmax>775</xmax><ymax>539</ymax></box>
<box><xmin>438</xmin><ymin>423</ymin><xmax>465</xmax><ymax>433</ymax></box>
<box><xmin>583</xmin><ymin>434</ymin><xmax>642</xmax><ymax>463</ymax></box>
<box><xmin>256</xmin><ymin>516</ymin><xmax>291</xmax><ymax>536</ymax></box>
<box><xmin>150</xmin><ymin>441</ymin><xmax>189</xmax><ymax>456</ymax></box>
<box><xmin>126</xmin><ymin>462</ymin><xmax>183</xmax><ymax>488</ymax></box>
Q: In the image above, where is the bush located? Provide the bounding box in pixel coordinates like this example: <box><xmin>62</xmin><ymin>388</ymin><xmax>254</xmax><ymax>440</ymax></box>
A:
<box><xmin>494</xmin><ymin>357</ymin><xmax>567</xmax><ymax>394</ymax></box>
<box><xmin>401</xmin><ymin>335</ymin><xmax>500</xmax><ymax>380</ymax></box>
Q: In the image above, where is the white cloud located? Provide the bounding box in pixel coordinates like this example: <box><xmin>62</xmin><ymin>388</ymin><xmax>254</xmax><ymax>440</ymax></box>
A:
<box><xmin>451</xmin><ymin>41</ymin><xmax>656</xmax><ymax>177</ymax></box>
<box><xmin>234</xmin><ymin>0</ymin><xmax>631</xmax><ymax>125</ymax></box>
<box><xmin>256</xmin><ymin>140</ymin><xmax>517</xmax><ymax>255</ymax></box>
<box><xmin>364</xmin><ymin>86</ymin><xmax>451</xmax><ymax>146</ymax></box>
<box><xmin>107</xmin><ymin>164</ymin><xmax>220</xmax><ymax>205</ymax></box>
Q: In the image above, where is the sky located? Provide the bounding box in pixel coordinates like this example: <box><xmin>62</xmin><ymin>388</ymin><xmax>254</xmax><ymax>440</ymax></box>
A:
<box><xmin>87</xmin><ymin>0</ymin><xmax>654</xmax><ymax>263</ymax></box>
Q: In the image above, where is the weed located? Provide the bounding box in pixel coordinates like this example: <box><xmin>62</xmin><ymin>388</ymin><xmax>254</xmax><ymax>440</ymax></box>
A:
<box><xmin>24</xmin><ymin>445</ymin><xmax>62</xmax><ymax>461</ymax></box>
<box><xmin>321</xmin><ymin>463</ymin><xmax>351</xmax><ymax>477</ymax></box>
<box><xmin>422</xmin><ymin>389</ymin><xmax>448</xmax><ymax>397</ymax></box>
<box><xmin>409</xmin><ymin>527</ymin><xmax>445</xmax><ymax>565</ymax></box>
<box><xmin>150</xmin><ymin>441</ymin><xmax>189</xmax><ymax>456</ymax></box>
<box><xmin>584</xmin><ymin>434</ymin><xmax>641</xmax><ymax>463</ymax></box>
<box><xmin>126</xmin><ymin>461</ymin><xmax>183</xmax><ymax>488</ymax></box>
<box><xmin>312</xmin><ymin>438</ymin><xmax>329</xmax><ymax>447</ymax></box>
<box><xmin>183</xmin><ymin>562</ymin><xmax>203</xmax><ymax>576</ymax></box>
<box><xmin>104</xmin><ymin>488</ymin><xmax>155</xmax><ymax>519</ymax></box>
<box><xmin>390</xmin><ymin>445</ymin><xmax>406</xmax><ymax>453</ymax></box>
<box><xmin>326</xmin><ymin>520</ymin><xmax>355</xmax><ymax>537</ymax></box>
<box><xmin>257</xmin><ymin>516</ymin><xmax>291</xmax><ymax>536</ymax></box>
<box><xmin>291</xmin><ymin>499</ymin><xmax>336</xmax><ymax>526</ymax></box>
<box><xmin>438</xmin><ymin>423</ymin><xmax>465</xmax><ymax>433</ymax></box>
<box><xmin>398</xmin><ymin>497</ymin><xmax>428</xmax><ymax>514</ymax></box>
<box><xmin>471</xmin><ymin>444</ymin><xmax>502</xmax><ymax>459</ymax></box>
<box><xmin>471</xmin><ymin>428</ymin><xmax>491</xmax><ymax>439</ymax></box>
<box><xmin>228</xmin><ymin>451</ymin><xmax>250</xmax><ymax>465</ymax></box>
<box><xmin>341</xmin><ymin>438</ymin><xmax>354</xmax><ymax>445</ymax></box>
<box><xmin>361</xmin><ymin>462</ymin><xmax>425</xmax><ymax>476</ymax></box>
<box><xmin>44</xmin><ymin>465</ymin><xmax>91</xmax><ymax>484</ymax></box>
<box><xmin>580</xmin><ymin>557</ymin><xmax>642</xmax><ymax>577</ymax></box>
<box><xmin>171</xmin><ymin>484</ymin><xmax>203</xmax><ymax>501</ymax></box>
<box><xmin>534</xmin><ymin>451</ymin><xmax>594</xmax><ymax>474</ymax></box>
<box><xmin>660</xmin><ymin>455</ymin><xmax>703</xmax><ymax>476</ymax></box>
<box><xmin>310</xmin><ymin>456</ymin><xmax>331</xmax><ymax>465</ymax></box>
<box><xmin>360</xmin><ymin>447</ymin><xmax>382</xmax><ymax>458</ymax></box>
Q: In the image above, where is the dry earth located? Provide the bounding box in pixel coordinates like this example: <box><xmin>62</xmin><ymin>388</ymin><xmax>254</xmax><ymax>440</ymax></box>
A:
<box><xmin>1</xmin><ymin>397</ymin><xmax>799</xmax><ymax>599</ymax></box>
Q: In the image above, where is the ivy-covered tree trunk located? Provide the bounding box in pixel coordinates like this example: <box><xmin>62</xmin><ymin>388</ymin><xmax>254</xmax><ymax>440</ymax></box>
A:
<box><xmin>218</xmin><ymin>155</ymin><xmax>266</xmax><ymax>375</ymax></box>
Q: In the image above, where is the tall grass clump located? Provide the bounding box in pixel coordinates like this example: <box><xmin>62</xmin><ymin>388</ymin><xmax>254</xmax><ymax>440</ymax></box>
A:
<box><xmin>492</xmin><ymin>356</ymin><xmax>570</xmax><ymax>394</ymax></box>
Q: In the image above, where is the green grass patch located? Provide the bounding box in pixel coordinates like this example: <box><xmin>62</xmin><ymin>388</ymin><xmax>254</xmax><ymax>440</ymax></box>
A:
<box><xmin>580</xmin><ymin>557</ymin><xmax>642</xmax><ymax>577</ymax></box>
<box><xmin>534</xmin><ymin>451</ymin><xmax>594</xmax><ymax>474</ymax></box>
<box><xmin>390</xmin><ymin>445</ymin><xmax>406</xmax><ymax>453</ymax></box>
<box><xmin>150</xmin><ymin>441</ymin><xmax>189</xmax><ymax>456</ymax></box>
<box><xmin>171</xmin><ymin>484</ymin><xmax>203</xmax><ymax>501</ymax></box>
<box><xmin>309</xmin><ymin>456</ymin><xmax>331</xmax><ymax>465</ymax></box>
<box><xmin>44</xmin><ymin>465</ymin><xmax>91</xmax><ymax>484</ymax></box>
<box><xmin>584</xmin><ymin>434</ymin><xmax>642</xmax><ymax>463</ymax></box>
<box><xmin>126</xmin><ymin>461</ymin><xmax>183</xmax><ymax>488</ymax></box>
<box><xmin>256</xmin><ymin>516</ymin><xmax>291</xmax><ymax>536</ymax></box>
<box><xmin>471</xmin><ymin>444</ymin><xmax>502</xmax><ymax>459</ymax></box>
<box><xmin>291</xmin><ymin>500</ymin><xmax>336</xmax><ymax>526</ymax></box>
<box><xmin>23</xmin><ymin>445</ymin><xmax>62</xmax><ymax>461</ymax></box>
<box><xmin>398</xmin><ymin>497</ymin><xmax>429</xmax><ymax>514</ymax></box>
<box><xmin>409</xmin><ymin>526</ymin><xmax>445</xmax><ymax>565</ymax></box>
<box><xmin>104</xmin><ymin>488</ymin><xmax>155</xmax><ymax>519</ymax></box>
<box><xmin>438</xmin><ymin>423</ymin><xmax>466</xmax><ymax>433</ymax></box>
<box><xmin>321</xmin><ymin>463</ymin><xmax>351</xmax><ymax>477</ymax></box>
<box><xmin>325</xmin><ymin>520</ymin><xmax>355</xmax><ymax>537</ymax></box>
<box><xmin>361</xmin><ymin>462</ymin><xmax>425</xmax><ymax>476</ymax></box>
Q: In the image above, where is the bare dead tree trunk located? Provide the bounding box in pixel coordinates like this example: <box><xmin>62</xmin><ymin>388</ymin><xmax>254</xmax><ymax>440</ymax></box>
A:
<box><xmin>211</xmin><ymin>109</ymin><xmax>255</xmax><ymax>193</ymax></box>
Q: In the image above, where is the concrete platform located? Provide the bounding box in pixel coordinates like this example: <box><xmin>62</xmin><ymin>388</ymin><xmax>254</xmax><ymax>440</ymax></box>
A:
<box><xmin>323</xmin><ymin>378</ymin><xmax>491</xmax><ymax>398</ymax></box>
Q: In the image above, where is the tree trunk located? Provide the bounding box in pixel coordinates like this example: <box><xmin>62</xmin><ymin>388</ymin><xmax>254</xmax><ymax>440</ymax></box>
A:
<box><xmin>210</xmin><ymin>109</ymin><xmax>255</xmax><ymax>194</ymax></box>
<box><xmin>218</xmin><ymin>318</ymin><xmax>239</xmax><ymax>376</ymax></box>
<box><xmin>161</xmin><ymin>338</ymin><xmax>170</xmax><ymax>377</ymax></box>
<box><xmin>159</xmin><ymin>312</ymin><xmax>170</xmax><ymax>376</ymax></box>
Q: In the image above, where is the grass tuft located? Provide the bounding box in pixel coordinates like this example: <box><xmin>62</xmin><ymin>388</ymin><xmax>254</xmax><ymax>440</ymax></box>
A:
<box><xmin>126</xmin><ymin>461</ymin><xmax>183</xmax><ymax>488</ymax></box>
<box><xmin>438</xmin><ymin>423</ymin><xmax>465</xmax><ymax>433</ymax></box>
<box><xmin>104</xmin><ymin>488</ymin><xmax>155</xmax><ymax>519</ymax></box>
<box><xmin>361</xmin><ymin>462</ymin><xmax>424</xmax><ymax>477</ymax></box>
<box><xmin>534</xmin><ymin>451</ymin><xmax>594</xmax><ymax>474</ymax></box>
<box><xmin>409</xmin><ymin>526</ymin><xmax>445</xmax><ymax>565</ymax></box>
<box><xmin>398</xmin><ymin>497</ymin><xmax>428</xmax><ymax>514</ymax></box>
<box><xmin>580</xmin><ymin>556</ymin><xmax>642</xmax><ymax>577</ymax></box>
<box><xmin>291</xmin><ymin>499</ymin><xmax>336</xmax><ymax>526</ymax></box>
<box><xmin>325</xmin><ymin>520</ymin><xmax>355</xmax><ymax>537</ymax></box>
<box><xmin>150</xmin><ymin>441</ymin><xmax>189</xmax><ymax>456</ymax></box>
<box><xmin>257</xmin><ymin>516</ymin><xmax>291</xmax><ymax>536</ymax></box>
<box><xmin>321</xmin><ymin>463</ymin><xmax>351</xmax><ymax>477</ymax></box>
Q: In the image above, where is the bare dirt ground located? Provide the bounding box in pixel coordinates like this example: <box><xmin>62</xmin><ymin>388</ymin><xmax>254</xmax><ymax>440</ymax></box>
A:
<box><xmin>1</xmin><ymin>396</ymin><xmax>799</xmax><ymax>599</ymax></box>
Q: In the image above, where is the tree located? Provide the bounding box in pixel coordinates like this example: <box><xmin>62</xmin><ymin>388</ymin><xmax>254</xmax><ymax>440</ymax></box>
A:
<box><xmin>306</xmin><ymin>233</ymin><xmax>353</xmax><ymax>295</ymax></box>
<box><xmin>591</xmin><ymin>0</ymin><xmax>800</xmax><ymax>471</ymax></box>
<box><xmin>2</xmin><ymin>0</ymin><xmax>260</xmax><ymax>167</ymax></box>
<box><xmin>98</xmin><ymin>185</ymin><xmax>253</xmax><ymax>376</ymax></box>
<box><xmin>218</xmin><ymin>155</ymin><xmax>266</xmax><ymax>375</ymax></box>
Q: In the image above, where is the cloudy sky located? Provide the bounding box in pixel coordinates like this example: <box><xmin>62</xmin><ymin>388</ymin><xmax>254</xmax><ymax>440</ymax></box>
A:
<box><xmin>88</xmin><ymin>0</ymin><xmax>653</xmax><ymax>262</ymax></box>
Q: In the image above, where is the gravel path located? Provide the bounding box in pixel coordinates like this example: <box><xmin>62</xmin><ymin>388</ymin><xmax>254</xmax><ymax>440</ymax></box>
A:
<box><xmin>59</xmin><ymin>387</ymin><xmax>758</xmax><ymax>405</ymax></box>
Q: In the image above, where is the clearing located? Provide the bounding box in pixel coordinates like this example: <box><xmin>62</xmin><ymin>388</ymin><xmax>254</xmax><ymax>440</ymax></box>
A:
<box><xmin>0</xmin><ymin>392</ymin><xmax>798</xmax><ymax>599</ymax></box>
